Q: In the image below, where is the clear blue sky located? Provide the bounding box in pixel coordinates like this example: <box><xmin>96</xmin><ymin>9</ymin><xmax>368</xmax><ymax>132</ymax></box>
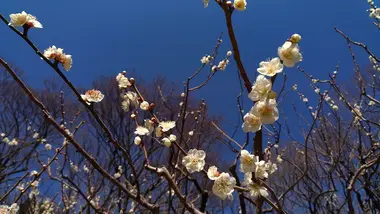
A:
<box><xmin>1</xmin><ymin>0</ymin><xmax>379</xmax><ymax>140</ymax></box>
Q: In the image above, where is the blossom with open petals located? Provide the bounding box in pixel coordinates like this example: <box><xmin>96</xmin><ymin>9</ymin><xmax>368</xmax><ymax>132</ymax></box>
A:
<box><xmin>182</xmin><ymin>149</ymin><xmax>206</xmax><ymax>173</ymax></box>
<box><xmin>43</xmin><ymin>46</ymin><xmax>72</xmax><ymax>71</ymax></box>
<box><xmin>240</xmin><ymin>150</ymin><xmax>257</xmax><ymax>173</ymax></box>
<box><xmin>81</xmin><ymin>89</ymin><xmax>104</xmax><ymax>104</ymax></box>
<box><xmin>207</xmin><ymin>166</ymin><xmax>220</xmax><ymax>180</ymax></box>
<box><xmin>159</xmin><ymin>121</ymin><xmax>176</xmax><ymax>132</ymax></box>
<box><xmin>0</xmin><ymin>203</ymin><xmax>19</xmax><ymax>214</ymax></box>
<box><xmin>212</xmin><ymin>172</ymin><xmax>236</xmax><ymax>200</ymax></box>
<box><xmin>278</xmin><ymin>41</ymin><xmax>302</xmax><ymax>67</ymax></box>
<box><xmin>116</xmin><ymin>73</ymin><xmax>131</xmax><ymax>88</ymax></box>
<box><xmin>369</xmin><ymin>8</ymin><xmax>380</xmax><ymax>18</ymax></box>
<box><xmin>242</xmin><ymin>111</ymin><xmax>262</xmax><ymax>133</ymax></box>
<box><xmin>251</xmin><ymin>99</ymin><xmax>279</xmax><ymax>124</ymax></box>
<box><xmin>254</xmin><ymin>159</ymin><xmax>268</xmax><ymax>179</ymax></box>
<box><xmin>248</xmin><ymin>75</ymin><xmax>272</xmax><ymax>101</ymax></box>
<box><xmin>9</xmin><ymin>11</ymin><xmax>42</xmax><ymax>28</ymax></box>
<box><xmin>62</xmin><ymin>55</ymin><xmax>72</xmax><ymax>71</ymax></box>
<box><xmin>233</xmin><ymin>0</ymin><xmax>247</xmax><ymax>11</ymax></box>
<box><xmin>257</xmin><ymin>58</ymin><xmax>283</xmax><ymax>77</ymax></box>
<box><xmin>134</xmin><ymin>126</ymin><xmax>150</xmax><ymax>136</ymax></box>
<box><xmin>121</xmin><ymin>91</ymin><xmax>139</xmax><ymax>112</ymax></box>
<box><xmin>242</xmin><ymin>173</ymin><xmax>269</xmax><ymax>199</ymax></box>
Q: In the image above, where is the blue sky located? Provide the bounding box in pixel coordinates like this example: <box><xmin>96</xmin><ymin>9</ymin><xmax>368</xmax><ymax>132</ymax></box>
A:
<box><xmin>1</xmin><ymin>0</ymin><xmax>379</xmax><ymax>142</ymax></box>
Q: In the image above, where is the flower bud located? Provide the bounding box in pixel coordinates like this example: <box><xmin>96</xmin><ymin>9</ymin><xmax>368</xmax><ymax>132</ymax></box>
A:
<box><xmin>162</xmin><ymin>138</ymin><xmax>171</xmax><ymax>147</ymax></box>
<box><xmin>290</xmin><ymin>34</ymin><xmax>302</xmax><ymax>43</ymax></box>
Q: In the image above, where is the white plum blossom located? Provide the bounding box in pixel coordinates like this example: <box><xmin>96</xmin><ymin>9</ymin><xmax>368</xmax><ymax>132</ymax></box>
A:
<box><xmin>162</xmin><ymin>137</ymin><xmax>172</xmax><ymax>147</ymax></box>
<box><xmin>212</xmin><ymin>172</ymin><xmax>236</xmax><ymax>200</ymax></box>
<box><xmin>242</xmin><ymin>111</ymin><xmax>262</xmax><ymax>133</ymax></box>
<box><xmin>44</xmin><ymin>46</ymin><xmax>73</xmax><ymax>71</ymax></box>
<box><xmin>242</xmin><ymin>173</ymin><xmax>269</xmax><ymax>199</ymax></box>
<box><xmin>140</xmin><ymin>101</ymin><xmax>150</xmax><ymax>111</ymax></box>
<box><xmin>203</xmin><ymin>0</ymin><xmax>209</xmax><ymax>8</ymax></box>
<box><xmin>9</xmin><ymin>138</ymin><xmax>18</xmax><ymax>146</ymax></box>
<box><xmin>81</xmin><ymin>89</ymin><xmax>104</xmax><ymax>104</ymax></box>
<box><xmin>116</xmin><ymin>73</ymin><xmax>131</xmax><ymax>88</ymax></box>
<box><xmin>201</xmin><ymin>55</ymin><xmax>212</xmax><ymax>64</ymax></box>
<box><xmin>265</xmin><ymin>160</ymin><xmax>278</xmax><ymax>174</ymax></box>
<box><xmin>278</xmin><ymin>41</ymin><xmax>302</xmax><ymax>67</ymax></box>
<box><xmin>182</xmin><ymin>149</ymin><xmax>206</xmax><ymax>173</ymax></box>
<box><xmin>248</xmin><ymin>75</ymin><xmax>272</xmax><ymax>101</ymax></box>
<box><xmin>0</xmin><ymin>203</ymin><xmax>19</xmax><ymax>214</ymax></box>
<box><xmin>30</xmin><ymin>170</ymin><xmax>38</xmax><ymax>176</ymax></box>
<box><xmin>121</xmin><ymin>91</ymin><xmax>139</xmax><ymax>112</ymax></box>
<box><xmin>257</xmin><ymin>58</ymin><xmax>283</xmax><ymax>77</ymax></box>
<box><xmin>134</xmin><ymin>136</ymin><xmax>141</xmax><ymax>145</ymax></box>
<box><xmin>217</xmin><ymin>59</ymin><xmax>229</xmax><ymax>71</ymax></box>
<box><xmin>369</xmin><ymin>8</ymin><xmax>380</xmax><ymax>18</ymax></box>
<box><xmin>207</xmin><ymin>166</ymin><xmax>220</xmax><ymax>180</ymax></box>
<box><xmin>233</xmin><ymin>0</ymin><xmax>247</xmax><ymax>11</ymax></box>
<box><xmin>254</xmin><ymin>158</ymin><xmax>269</xmax><ymax>179</ymax></box>
<box><xmin>45</xmin><ymin>143</ymin><xmax>52</xmax><ymax>150</ymax></box>
<box><xmin>251</xmin><ymin>99</ymin><xmax>279</xmax><ymax>124</ymax></box>
<box><xmin>169</xmin><ymin>134</ymin><xmax>177</xmax><ymax>142</ymax></box>
<box><xmin>134</xmin><ymin>126</ymin><xmax>150</xmax><ymax>136</ymax></box>
<box><xmin>9</xmin><ymin>11</ymin><xmax>42</xmax><ymax>28</ymax></box>
<box><xmin>159</xmin><ymin>121</ymin><xmax>176</xmax><ymax>132</ymax></box>
<box><xmin>290</xmin><ymin>33</ymin><xmax>302</xmax><ymax>43</ymax></box>
<box><xmin>188</xmin><ymin>130</ymin><xmax>194</xmax><ymax>136</ymax></box>
<box><xmin>240</xmin><ymin>150</ymin><xmax>258</xmax><ymax>173</ymax></box>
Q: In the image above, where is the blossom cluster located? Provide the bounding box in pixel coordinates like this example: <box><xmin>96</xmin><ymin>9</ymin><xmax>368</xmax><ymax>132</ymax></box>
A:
<box><xmin>115</xmin><ymin>72</ymin><xmax>177</xmax><ymax>148</ymax></box>
<box><xmin>242</xmin><ymin>34</ymin><xmax>302</xmax><ymax>134</ymax></box>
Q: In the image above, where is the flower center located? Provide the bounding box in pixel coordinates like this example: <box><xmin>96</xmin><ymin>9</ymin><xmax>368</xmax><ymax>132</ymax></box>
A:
<box><xmin>259</xmin><ymin>106</ymin><xmax>272</xmax><ymax>116</ymax></box>
<box><xmin>247</xmin><ymin>116</ymin><xmax>259</xmax><ymax>125</ymax></box>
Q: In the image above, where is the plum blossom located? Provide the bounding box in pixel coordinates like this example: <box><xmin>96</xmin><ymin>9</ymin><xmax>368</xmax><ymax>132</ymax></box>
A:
<box><xmin>242</xmin><ymin>173</ymin><xmax>269</xmax><ymax>199</ymax></box>
<box><xmin>212</xmin><ymin>172</ymin><xmax>236</xmax><ymax>200</ymax></box>
<box><xmin>254</xmin><ymin>158</ymin><xmax>268</xmax><ymax>179</ymax></box>
<box><xmin>207</xmin><ymin>166</ymin><xmax>220</xmax><ymax>180</ymax></box>
<box><xmin>116</xmin><ymin>73</ymin><xmax>131</xmax><ymax>88</ymax></box>
<box><xmin>240</xmin><ymin>150</ymin><xmax>256</xmax><ymax>173</ymax></box>
<box><xmin>251</xmin><ymin>99</ymin><xmax>279</xmax><ymax>124</ymax></box>
<box><xmin>278</xmin><ymin>41</ymin><xmax>302</xmax><ymax>67</ymax></box>
<box><xmin>140</xmin><ymin>101</ymin><xmax>150</xmax><ymax>111</ymax></box>
<box><xmin>182</xmin><ymin>149</ymin><xmax>206</xmax><ymax>173</ymax></box>
<box><xmin>203</xmin><ymin>0</ymin><xmax>209</xmax><ymax>8</ymax></box>
<box><xmin>257</xmin><ymin>58</ymin><xmax>283</xmax><ymax>77</ymax></box>
<box><xmin>134</xmin><ymin>126</ymin><xmax>150</xmax><ymax>136</ymax></box>
<box><xmin>169</xmin><ymin>134</ymin><xmax>177</xmax><ymax>142</ymax></box>
<box><xmin>0</xmin><ymin>203</ymin><xmax>19</xmax><ymax>214</ymax></box>
<box><xmin>201</xmin><ymin>55</ymin><xmax>212</xmax><ymax>64</ymax></box>
<box><xmin>248</xmin><ymin>75</ymin><xmax>272</xmax><ymax>101</ymax></box>
<box><xmin>43</xmin><ymin>46</ymin><xmax>72</xmax><ymax>71</ymax></box>
<box><xmin>134</xmin><ymin>136</ymin><xmax>141</xmax><ymax>145</ymax></box>
<box><xmin>265</xmin><ymin>160</ymin><xmax>278</xmax><ymax>174</ymax></box>
<box><xmin>121</xmin><ymin>91</ymin><xmax>139</xmax><ymax>112</ymax></box>
<box><xmin>242</xmin><ymin>111</ymin><xmax>262</xmax><ymax>133</ymax></box>
<box><xmin>290</xmin><ymin>33</ymin><xmax>302</xmax><ymax>43</ymax></box>
<box><xmin>81</xmin><ymin>89</ymin><xmax>104</xmax><ymax>104</ymax></box>
<box><xmin>233</xmin><ymin>0</ymin><xmax>247</xmax><ymax>11</ymax></box>
<box><xmin>159</xmin><ymin>121</ymin><xmax>176</xmax><ymax>132</ymax></box>
<box><xmin>162</xmin><ymin>137</ymin><xmax>172</xmax><ymax>147</ymax></box>
<box><xmin>217</xmin><ymin>59</ymin><xmax>229</xmax><ymax>70</ymax></box>
<box><xmin>369</xmin><ymin>8</ymin><xmax>380</xmax><ymax>18</ymax></box>
<box><xmin>9</xmin><ymin>11</ymin><xmax>42</xmax><ymax>28</ymax></box>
